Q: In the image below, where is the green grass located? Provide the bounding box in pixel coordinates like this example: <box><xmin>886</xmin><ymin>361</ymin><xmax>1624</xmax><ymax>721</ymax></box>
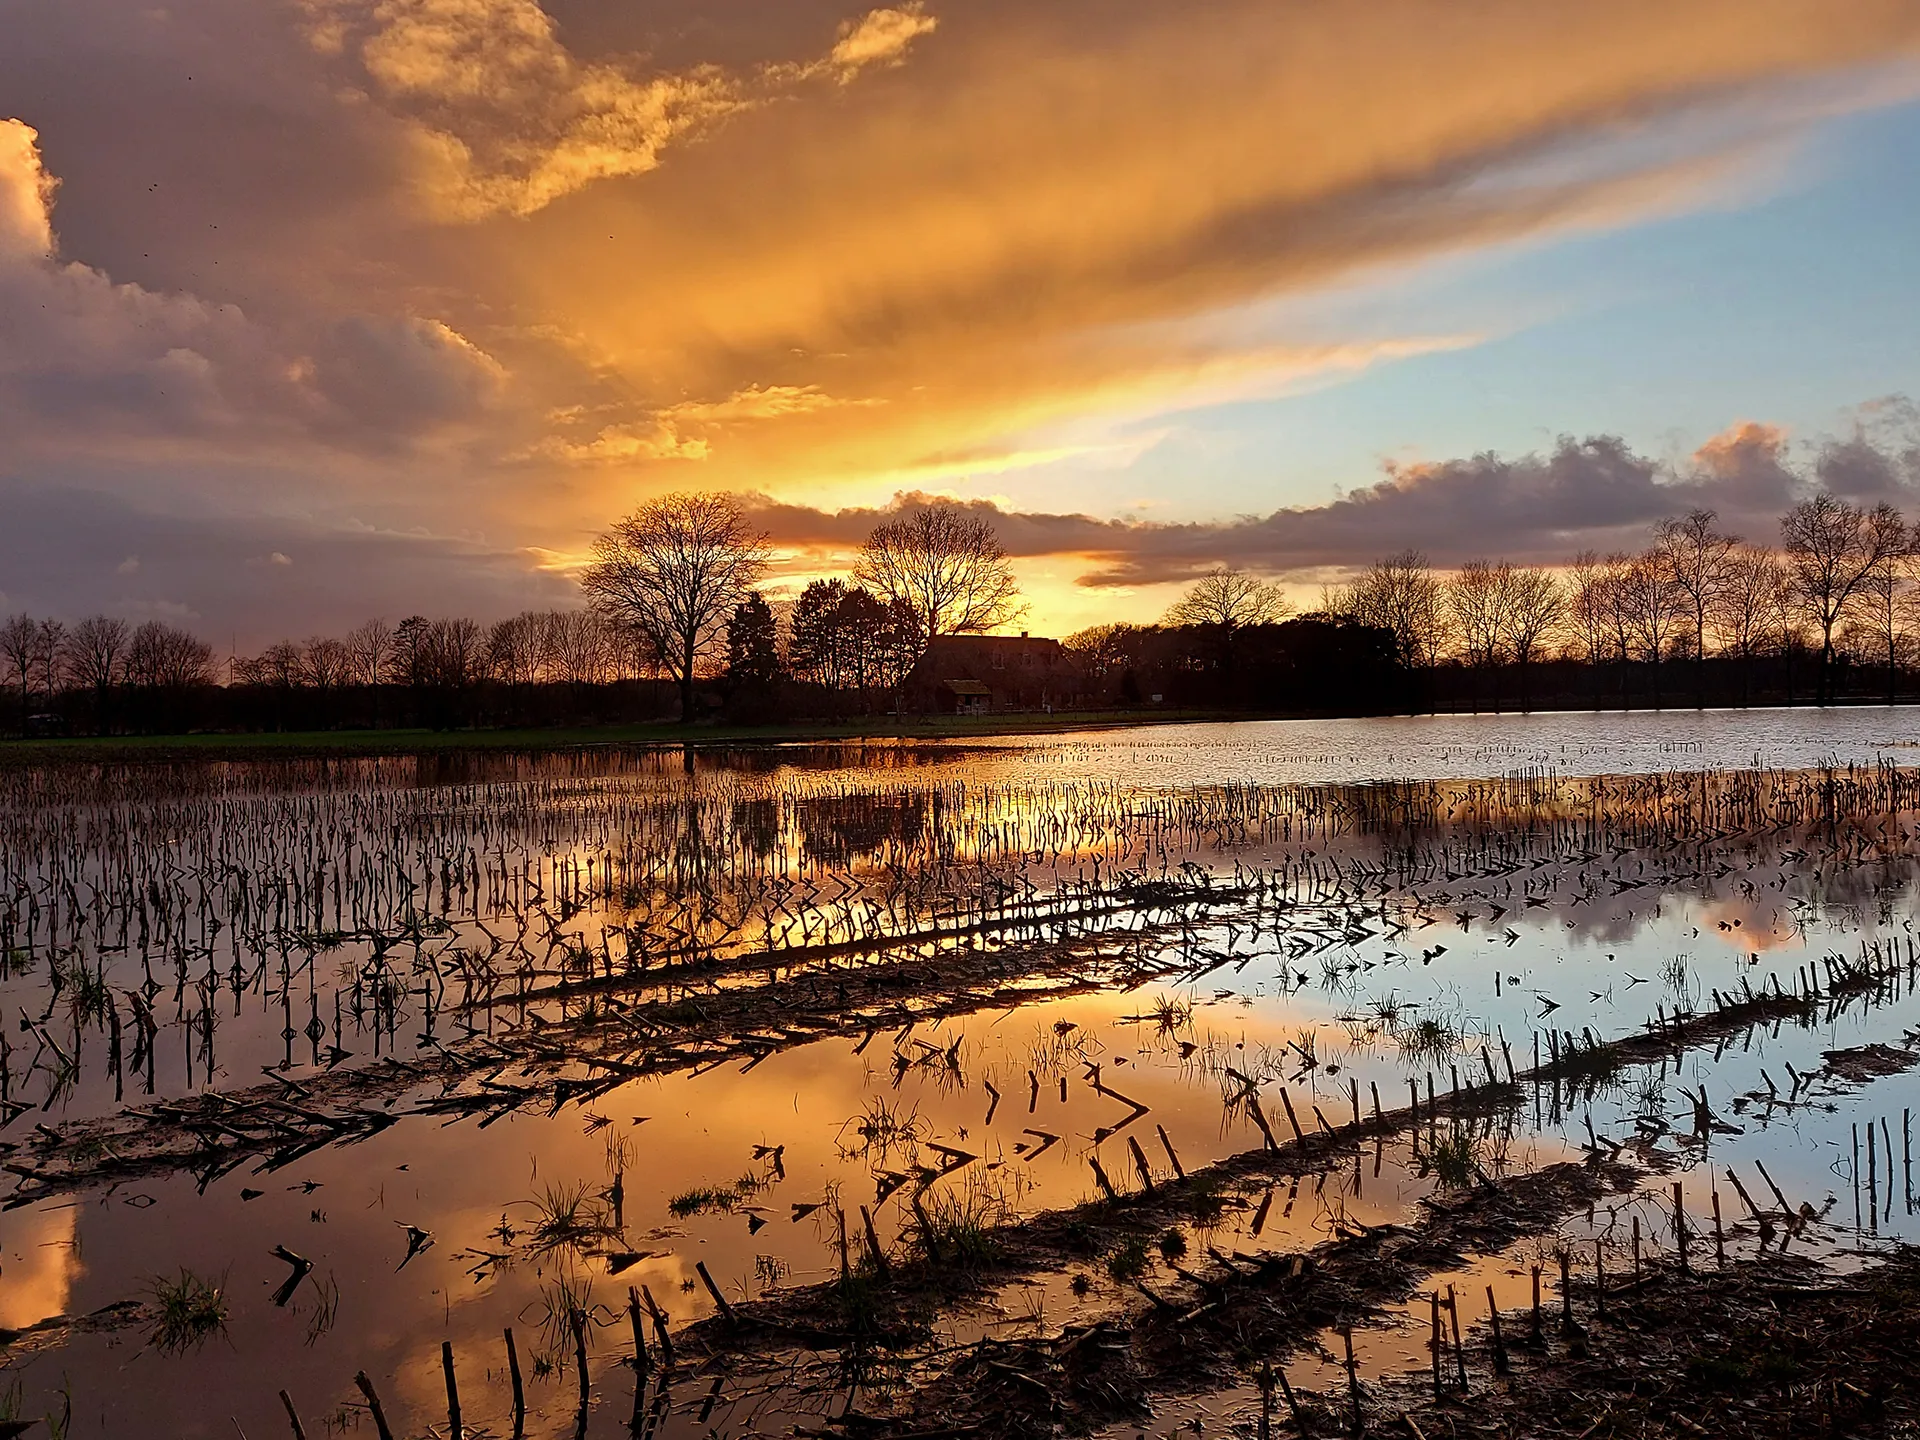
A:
<box><xmin>0</xmin><ymin>709</ymin><xmax>1241</xmax><ymax>766</ymax></box>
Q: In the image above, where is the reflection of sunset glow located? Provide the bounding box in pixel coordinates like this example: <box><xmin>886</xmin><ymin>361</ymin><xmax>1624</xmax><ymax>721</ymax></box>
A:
<box><xmin>6</xmin><ymin>741</ymin><xmax>1920</xmax><ymax>1435</ymax></box>
<box><xmin>0</xmin><ymin>1203</ymin><xmax>78</xmax><ymax>1330</ymax></box>
<box><xmin>1695</xmin><ymin>897</ymin><xmax>1798</xmax><ymax>954</ymax></box>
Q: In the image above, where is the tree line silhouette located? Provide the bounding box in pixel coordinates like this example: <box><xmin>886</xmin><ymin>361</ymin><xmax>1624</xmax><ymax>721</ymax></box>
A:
<box><xmin>0</xmin><ymin>495</ymin><xmax>1027</xmax><ymax>736</ymax></box>
<box><xmin>1065</xmin><ymin>494</ymin><xmax>1920</xmax><ymax>713</ymax></box>
<box><xmin>4</xmin><ymin>490</ymin><xmax>1919</xmax><ymax>737</ymax></box>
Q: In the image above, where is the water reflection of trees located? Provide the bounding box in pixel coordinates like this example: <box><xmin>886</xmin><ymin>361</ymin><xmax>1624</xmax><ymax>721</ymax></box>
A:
<box><xmin>798</xmin><ymin>794</ymin><xmax>930</xmax><ymax>867</ymax></box>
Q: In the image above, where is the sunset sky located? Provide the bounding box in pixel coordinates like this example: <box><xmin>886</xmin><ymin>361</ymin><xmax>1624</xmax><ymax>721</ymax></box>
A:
<box><xmin>7</xmin><ymin>0</ymin><xmax>1920</xmax><ymax>645</ymax></box>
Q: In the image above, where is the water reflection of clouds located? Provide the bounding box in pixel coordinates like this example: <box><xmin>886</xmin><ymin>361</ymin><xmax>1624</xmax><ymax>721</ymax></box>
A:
<box><xmin>8</xmin><ymin>726</ymin><xmax>1920</xmax><ymax>1436</ymax></box>
<box><xmin>0</xmin><ymin>1202</ymin><xmax>78</xmax><ymax>1329</ymax></box>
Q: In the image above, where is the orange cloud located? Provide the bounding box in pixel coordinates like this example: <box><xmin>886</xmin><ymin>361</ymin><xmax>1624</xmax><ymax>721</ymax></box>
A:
<box><xmin>829</xmin><ymin>3</ymin><xmax>939</xmax><ymax>77</ymax></box>
<box><xmin>299</xmin><ymin>0</ymin><xmax>944</xmax><ymax>219</ymax></box>
<box><xmin>9</xmin><ymin>0</ymin><xmax>1920</xmax><ymax>640</ymax></box>
<box><xmin>663</xmin><ymin>384</ymin><xmax>883</xmax><ymax>425</ymax></box>
<box><xmin>481</xmin><ymin>0</ymin><xmax>1920</xmax><ymax>529</ymax></box>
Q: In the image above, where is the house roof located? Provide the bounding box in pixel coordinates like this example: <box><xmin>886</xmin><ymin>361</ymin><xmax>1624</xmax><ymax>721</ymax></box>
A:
<box><xmin>941</xmin><ymin>680</ymin><xmax>994</xmax><ymax>696</ymax></box>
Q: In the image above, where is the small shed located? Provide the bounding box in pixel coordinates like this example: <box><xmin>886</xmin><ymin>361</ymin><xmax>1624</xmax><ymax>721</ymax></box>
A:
<box><xmin>937</xmin><ymin>679</ymin><xmax>993</xmax><ymax>715</ymax></box>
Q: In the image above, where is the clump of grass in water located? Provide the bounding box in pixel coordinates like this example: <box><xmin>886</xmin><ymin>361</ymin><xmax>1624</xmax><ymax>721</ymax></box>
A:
<box><xmin>917</xmin><ymin>1177</ymin><xmax>1015</xmax><ymax>1272</ymax></box>
<box><xmin>38</xmin><ymin>1380</ymin><xmax>71</xmax><ymax>1440</ymax></box>
<box><xmin>147</xmin><ymin>1269</ymin><xmax>229</xmax><ymax>1353</ymax></box>
<box><xmin>1318</xmin><ymin>952</ymin><xmax>1362</xmax><ymax>995</ymax></box>
<box><xmin>1418</xmin><ymin>1127</ymin><xmax>1480</xmax><ymax>1191</ymax></box>
<box><xmin>1632</xmin><ymin>1072</ymin><xmax>1668</xmax><ymax>1121</ymax></box>
<box><xmin>667</xmin><ymin>1175</ymin><xmax>760</xmax><ymax>1218</ymax></box>
<box><xmin>1286</xmin><ymin>1027</ymin><xmax>1320</xmax><ymax>1074</ymax></box>
<box><xmin>49</xmin><ymin>954</ymin><xmax>110</xmax><ymax>1027</ymax></box>
<box><xmin>525</xmin><ymin>1268</ymin><xmax>597</xmax><ymax>1375</ymax></box>
<box><xmin>1148</xmin><ymin>993</ymin><xmax>1193</xmax><ymax>1032</ymax></box>
<box><xmin>1103</xmin><ymin>1234</ymin><xmax>1152</xmax><ymax>1285</ymax></box>
<box><xmin>530</xmin><ymin>1179</ymin><xmax>599</xmax><ymax>1250</ymax></box>
<box><xmin>839</xmin><ymin>1096</ymin><xmax>928</xmax><ymax>1161</ymax></box>
<box><xmin>1555</xmin><ymin>1030</ymin><xmax>1626</xmax><ymax>1084</ymax></box>
<box><xmin>1395</xmin><ymin>1014</ymin><xmax>1464</xmax><ymax>1066</ymax></box>
<box><xmin>1368</xmin><ymin>993</ymin><xmax>1408</xmax><ymax>1029</ymax></box>
<box><xmin>1661</xmin><ymin>951</ymin><xmax>1696</xmax><ymax>1004</ymax></box>
<box><xmin>303</xmin><ymin>1271</ymin><xmax>341</xmax><ymax>1346</ymax></box>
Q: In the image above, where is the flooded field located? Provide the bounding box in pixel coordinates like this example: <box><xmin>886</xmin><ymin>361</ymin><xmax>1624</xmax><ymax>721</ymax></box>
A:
<box><xmin>5</xmin><ymin>711</ymin><xmax>1920</xmax><ymax>1438</ymax></box>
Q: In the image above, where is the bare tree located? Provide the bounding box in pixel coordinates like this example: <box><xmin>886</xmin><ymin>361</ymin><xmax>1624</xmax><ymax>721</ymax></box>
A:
<box><xmin>1341</xmin><ymin>550</ymin><xmax>1450</xmax><ymax>672</ymax></box>
<box><xmin>346</xmin><ymin>617</ymin><xmax>394</xmax><ymax>725</ymax></box>
<box><xmin>1498</xmin><ymin>565</ymin><xmax>1565</xmax><ymax>712</ymax></box>
<box><xmin>243</xmin><ymin>641</ymin><xmax>303</xmax><ymax>689</ymax></box>
<box><xmin>1062</xmin><ymin>623</ymin><xmax>1156</xmax><ymax>696</ymax></box>
<box><xmin>1853</xmin><ymin>513</ymin><xmax>1915</xmax><ymax>706</ymax></box>
<box><xmin>582</xmin><ymin>493</ymin><xmax>770</xmax><ymax>722</ymax></box>
<box><xmin>854</xmin><ymin>503</ymin><xmax>1024</xmax><ymax>649</ymax></box>
<box><xmin>347</xmin><ymin>618</ymin><xmax>394</xmax><ymax>688</ymax></box>
<box><xmin>32</xmin><ymin>619</ymin><xmax>64</xmax><ymax>709</ymax></box>
<box><xmin>389</xmin><ymin>616</ymin><xmax>431</xmax><ymax>687</ymax></box>
<box><xmin>1652</xmin><ymin>509</ymin><xmax>1738</xmax><ymax>707</ymax></box>
<box><xmin>1567</xmin><ymin>552</ymin><xmax>1618</xmax><ymax>708</ymax></box>
<box><xmin>1618</xmin><ymin>551</ymin><xmax>1685</xmax><ymax>708</ymax></box>
<box><xmin>63</xmin><ymin>615</ymin><xmax>129</xmax><ymax>731</ymax></box>
<box><xmin>488</xmin><ymin>612</ymin><xmax>551</xmax><ymax>688</ymax></box>
<box><xmin>1712</xmin><ymin>545</ymin><xmax>1787</xmax><ymax>707</ymax></box>
<box><xmin>421</xmin><ymin>618</ymin><xmax>486</xmax><ymax>690</ymax></box>
<box><xmin>1163</xmin><ymin>567</ymin><xmax>1291</xmax><ymax>686</ymax></box>
<box><xmin>125</xmin><ymin>621</ymin><xmax>213</xmax><ymax>699</ymax></box>
<box><xmin>1165</xmin><ymin>568</ymin><xmax>1291</xmax><ymax>631</ymax></box>
<box><xmin>1781</xmin><ymin>494</ymin><xmax>1908</xmax><ymax>704</ymax></box>
<box><xmin>302</xmin><ymin>636</ymin><xmax>354</xmax><ymax>690</ymax></box>
<box><xmin>548</xmin><ymin>610</ymin><xmax>616</xmax><ymax>686</ymax></box>
<box><xmin>1</xmin><ymin>614</ymin><xmax>38</xmax><ymax>730</ymax></box>
<box><xmin>1445</xmin><ymin>561</ymin><xmax>1509</xmax><ymax>709</ymax></box>
<box><xmin>1062</xmin><ymin>623</ymin><xmax>1128</xmax><ymax>676</ymax></box>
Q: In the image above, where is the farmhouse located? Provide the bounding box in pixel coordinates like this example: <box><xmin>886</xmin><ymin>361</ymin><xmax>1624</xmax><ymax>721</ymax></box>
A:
<box><xmin>905</xmin><ymin>633</ymin><xmax>1085</xmax><ymax>714</ymax></box>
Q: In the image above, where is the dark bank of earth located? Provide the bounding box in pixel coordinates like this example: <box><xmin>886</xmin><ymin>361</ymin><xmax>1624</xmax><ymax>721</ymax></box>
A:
<box><xmin>1361</xmin><ymin>1246</ymin><xmax>1920</xmax><ymax>1440</ymax></box>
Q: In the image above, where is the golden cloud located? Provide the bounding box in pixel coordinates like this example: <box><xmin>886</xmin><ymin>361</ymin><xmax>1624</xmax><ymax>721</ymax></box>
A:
<box><xmin>662</xmin><ymin>384</ymin><xmax>884</xmax><ymax>424</ymax></box>
<box><xmin>830</xmin><ymin>3</ymin><xmax>939</xmax><ymax>78</ymax></box>
<box><xmin>12</xmin><ymin>0</ymin><xmax>1920</xmax><ymax>642</ymax></box>
<box><xmin>541</xmin><ymin>420</ymin><xmax>711</xmax><ymax>464</ymax></box>
<box><xmin>0</xmin><ymin>119</ymin><xmax>55</xmax><ymax>260</ymax></box>
<box><xmin>472</xmin><ymin>0</ymin><xmax>1920</xmax><ymax>529</ymax></box>
<box><xmin>300</xmin><ymin>0</ymin><xmax>943</xmax><ymax>219</ymax></box>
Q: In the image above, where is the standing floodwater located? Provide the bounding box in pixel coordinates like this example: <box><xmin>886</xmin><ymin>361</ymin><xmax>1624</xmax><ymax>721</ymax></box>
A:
<box><xmin>3</xmin><ymin>714</ymin><xmax>1920</xmax><ymax>1438</ymax></box>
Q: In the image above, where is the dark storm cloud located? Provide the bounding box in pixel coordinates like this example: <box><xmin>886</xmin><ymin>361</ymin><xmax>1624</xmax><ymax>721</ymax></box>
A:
<box><xmin>0</xmin><ymin>479</ymin><xmax>573</xmax><ymax>640</ymax></box>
